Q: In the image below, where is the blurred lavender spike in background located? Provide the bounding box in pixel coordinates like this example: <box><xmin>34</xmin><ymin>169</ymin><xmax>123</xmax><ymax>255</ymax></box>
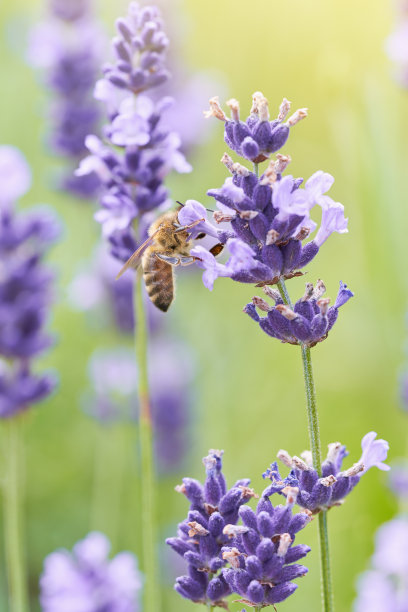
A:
<box><xmin>83</xmin><ymin>337</ymin><xmax>194</xmax><ymax>473</ymax></box>
<box><xmin>354</xmin><ymin>516</ymin><xmax>408</xmax><ymax>611</ymax></box>
<box><xmin>40</xmin><ymin>531</ymin><xmax>142</xmax><ymax>611</ymax></box>
<box><xmin>385</xmin><ymin>0</ymin><xmax>408</xmax><ymax>87</ymax></box>
<box><xmin>77</xmin><ymin>2</ymin><xmax>191</xmax><ymax>261</ymax></box>
<box><xmin>272</xmin><ymin>432</ymin><xmax>389</xmax><ymax>513</ymax></box>
<box><xmin>0</xmin><ymin>146</ymin><xmax>60</xmax><ymax>417</ymax></box>
<box><xmin>27</xmin><ymin>0</ymin><xmax>105</xmax><ymax>198</ymax></box>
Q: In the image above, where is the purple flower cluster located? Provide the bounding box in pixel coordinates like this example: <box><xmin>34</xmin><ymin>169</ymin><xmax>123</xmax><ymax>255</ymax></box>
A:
<box><xmin>178</xmin><ymin>93</ymin><xmax>348</xmax><ymax>292</ymax></box>
<box><xmin>76</xmin><ymin>2</ymin><xmax>191</xmax><ymax>261</ymax></box>
<box><xmin>0</xmin><ymin>146</ymin><xmax>59</xmax><ymax>418</ymax></box>
<box><xmin>244</xmin><ymin>280</ymin><xmax>353</xmax><ymax>347</ymax></box>
<box><xmin>40</xmin><ymin>531</ymin><xmax>142</xmax><ymax>612</ymax></box>
<box><xmin>167</xmin><ymin>450</ymin><xmax>311</xmax><ymax>608</ymax></box>
<box><xmin>354</xmin><ymin>517</ymin><xmax>408</xmax><ymax>611</ymax></box>
<box><xmin>28</xmin><ymin>0</ymin><xmax>105</xmax><ymax>198</ymax></box>
<box><xmin>269</xmin><ymin>432</ymin><xmax>389</xmax><ymax>513</ymax></box>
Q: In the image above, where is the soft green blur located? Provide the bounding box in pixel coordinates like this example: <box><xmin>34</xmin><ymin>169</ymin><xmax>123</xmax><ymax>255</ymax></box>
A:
<box><xmin>0</xmin><ymin>0</ymin><xmax>407</xmax><ymax>610</ymax></box>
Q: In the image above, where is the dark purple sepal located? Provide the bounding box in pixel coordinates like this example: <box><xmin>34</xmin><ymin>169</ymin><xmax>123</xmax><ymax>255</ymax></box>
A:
<box><xmin>249</xmin><ymin>213</ymin><xmax>268</xmax><ymax>241</ymax></box>
<box><xmin>241</xmin><ymin>137</ymin><xmax>259</xmax><ymax>160</ymax></box>
<box><xmin>290</xmin><ymin>316</ymin><xmax>311</xmax><ymax>342</ymax></box>
<box><xmin>310</xmin><ymin>314</ymin><xmax>328</xmax><ymax>341</ymax></box>
<box><xmin>245</xmin><ymin>555</ymin><xmax>263</xmax><ymax>580</ymax></box>
<box><xmin>261</xmin><ymin>244</ymin><xmax>283</xmax><ymax>275</ymax></box>
<box><xmin>268</xmin><ymin>124</ymin><xmax>289</xmax><ymax>153</ymax></box>
<box><xmin>247</xmin><ymin>580</ymin><xmax>264</xmax><ymax>604</ymax></box>
<box><xmin>266</xmin><ymin>581</ymin><xmax>298</xmax><ymax>604</ymax></box>
<box><xmin>281</xmin><ymin>239</ymin><xmax>302</xmax><ymax>273</ymax></box>
<box><xmin>284</xmin><ymin>544</ymin><xmax>311</xmax><ymax>563</ymax></box>
<box><xmin>298</xmin><ymin>241</ymin><xmax>319</xmax><ymax>268</ymax></box>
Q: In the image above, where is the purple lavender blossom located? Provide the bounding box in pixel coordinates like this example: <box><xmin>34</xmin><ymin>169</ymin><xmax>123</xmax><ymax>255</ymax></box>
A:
<box><xmin>28</xmin><ymin>0</ymin><xmax>104</xmax><ymax>198</ymax></box>
<box><xmin>39</xmin><ymin>531</ymin><xmax>142</xmax><ymax>612</ymax></box>
<box><xmin>77</xmin><ymin>2</ymin><xmax>191</xmax><ymax>260</ymax></box>
<box><xmin>271</xmin><ymin>432</ymin><xmax>389</xmax><ymax>513</ymax></box>
<box><xmin>354</xmin><ymin>517</ymin><xmax>408</xmax><ymax>611</ymax></box>
<box><xmin>0</xmin><ymin>146</ymin><xmax>59</xmax><ymax>417</ymax></box>
<box><xmin>177</xmin><ymin>112</ymin><xmax>348</xmax><ymax>289</ymax></box>
<box><xmin>166</xmin><ymin>449</ymin><xmax>256</xmax><ymax>607</ymax></box>
<box><xmin>222</xmin><ymin>488</ymin><xmax>311</xmax><ymax>607</ymax></box>
<box><xmin>243</xmin><ymin>279</ymin><xmax>353</xmax><ymax>347</ymax></box>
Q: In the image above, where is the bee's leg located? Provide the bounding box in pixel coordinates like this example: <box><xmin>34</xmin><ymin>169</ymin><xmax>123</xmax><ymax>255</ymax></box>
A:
<box><xmin>155</xmin><ymin>253</ymin><xmax>181</xmax><ymax>266</ymax></box>
<box><xmin>173</xmin><ymin>218</ymin><xmax>205</xmax><ymax>233</ymax></box>
<box><xmin>179</xmin><ymin>256</ymin><xmax>199</xmax><ymax>266</ymax></box>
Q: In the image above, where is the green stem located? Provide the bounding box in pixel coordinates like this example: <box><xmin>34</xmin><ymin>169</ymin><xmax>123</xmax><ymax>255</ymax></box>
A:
<box><xmin>253</xmin><ymin>162</ymin><xmax>259</xmax><ymax>177</ymax></box>
<box><xmin>300</xmin><ymin>344</ymin><xmax>333</xmax><ymax>612</ymax></box>
<box><xmin>276</xmin><ymin>278</ymin><xmax>293</xmax><ymax>308</ymax></box>
<box><xmin>278</xmin><ymin>278</ymin><xmax>333</xmax><ymax>611</ymax></box>
<box><xmin>3</xmin><ymin>417</ymin><xmax>28</xmax><ymax>612</ymax></box>
<box><xmin>134</xmin><ymin>271</ymin><xmax>160</xmax><ymax>612</ymax></box>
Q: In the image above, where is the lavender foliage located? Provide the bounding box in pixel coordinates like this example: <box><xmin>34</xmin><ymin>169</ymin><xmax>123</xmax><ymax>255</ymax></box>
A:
<box><xmin>40</xmin><ymin>531</ymin><xmax>142</xmax><ymax>612</ymax></box>
<box><xmin>76</xmin><ymin>2</ymin><xmax>191</xmax><ymax>261</ymax></box>
<box><xmin>177</xmin><ymin>93</ymin><xmax>348</xmax><ymax>291</ymax></box>
<box><xmin>269</xmin><ymin>432</ymin><xmax>389</xmax><ymax>513</ymax></box>
<box><xmin>28</xmin><ymin>0</ymin><xmax>104</xmax><ymax>198</ymax></box>
<box><xmin>0</xmin><ymin>146</ymin><xmax>59</xmax><ymax>418</ymax></box>
<box><xmin>244</xmin><ymin>279</ymin><xmax>353</xmax><ymax>347</ymax></box>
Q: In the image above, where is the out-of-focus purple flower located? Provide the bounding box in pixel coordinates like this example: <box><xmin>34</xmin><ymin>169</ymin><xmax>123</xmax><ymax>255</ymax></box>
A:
<box><xmin>272</xmin><ymin>432</ymin><xmax>389</xmax><ymax>513</ymax></box>
<box><xmin>243</xmin><ymin>280</ymin><xmax>353</xmax><ymax>347</ymax></box>
<box><xmin>28</xmin><ymin>0</ymin><xmax>105</xmax><ymax>198</ymax></box>
<box><xmin>39</xmin><ymin>531</ymin><xmax>142</xmax><ymax>612</ymax></box>
<box><xmin>354</xmin><ymin>516</ymin><xmax>408</xmax><ymax>611</ymax></box>
<box><xmin>0</xmin><ymin>146</ymin><xmax>31</xmax><ymax>206</ymax></box>
<box><xmin>78</xmin><ymin>2</ymin><xmax>191</xmax><ymax>261</ymax></box>
<box><xmin>385</xmin><ymin>1</ymin><xmax>408</xmax><ymax>89</ymax></box>
<box><xmin>389</xmin><ymin>461</ymin><xmax>408</xmax><ymax>499</ymax></box>
<box><xmin>222</xmin><ymin>488</ymin><xmax>311</xmax><ymax>608</ymax></box>
<box><xmin>179</xmin><ymin>139</ymin><xmax>348</xmax><ymax>289</ymax></box>
<box><xmin>166</xmin><ymin>449</ymin><xmax>255</xmax><ymax>607</ymax></box>
<box><xmin>82</xmin><ymin>337</ymin><xmax>194</xmax><ymax>473</ymax></box>
<box><xmin>0</xmin><ymin>146</ymin><xmax>59</xmax><ymax>417</ymax></box>
<box><xmin>67</xmin><ymin>243</ymin><xmax>166</xmax><ymax>334</ymax></box>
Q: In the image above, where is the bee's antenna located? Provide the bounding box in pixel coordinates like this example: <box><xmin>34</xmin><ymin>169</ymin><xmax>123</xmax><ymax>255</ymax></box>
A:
<box><xmin>176</xmin><ymin>200</ymin><xmax>215</xmax><ymax>214</ymax></box>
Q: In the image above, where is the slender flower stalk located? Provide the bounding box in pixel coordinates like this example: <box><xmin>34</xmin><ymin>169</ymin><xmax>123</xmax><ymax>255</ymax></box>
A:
<box><xmin>134</xmin><ymin>270</ymin><xmax>160</xmax><ymax>612</ymax></box>
<box><xmin>3</xmin><ymin>417</ymin><xmax>28</xmax><ymax>612</ymax></box>
<box><xmin>278</xmin><ymin>276</ymin><xmax>333</xmax><ymax>611</ymax></box>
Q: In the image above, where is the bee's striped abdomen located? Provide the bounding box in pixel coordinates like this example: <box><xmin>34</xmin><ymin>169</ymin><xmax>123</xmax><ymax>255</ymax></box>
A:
<box><xmin>142</xmin><ymin>251</ymin><xmax>174</xmax><ymax>312</ymax></box>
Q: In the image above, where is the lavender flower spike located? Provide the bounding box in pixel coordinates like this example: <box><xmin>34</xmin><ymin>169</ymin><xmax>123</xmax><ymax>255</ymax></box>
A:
<box><xmin>273</xmin><ymin>432</ymin><xmax>389</xmax><ymax>513</ymax></box>
<box><xmin>40</xmin><ymin>531</ymin><xmax>142</xmax><ymax>611</ymax></box>
<box><xmin>0</xmin><ymin>146</ymin><xmax>60</xmax><ymax>417</ymax></box>
<box><xmin>180</xmin><ymin>154</ymin><xmax>348</xmax><ymax>289</ymax></box>
<box><xmin>222</xmin><ymin>487</ymin><xmax>311</xmax><ymax>608</ymax></box>
<box><xmin>244</xmin><ymin>280</ymin><xmax>353</xmax><ymax>347</ymax></box>
<box><xmin>166</xmin><ymin>450</ymin><xmax>256</xmax><ymax>608</ymax></box>
<box><xmin>79</xmin><ymin>2</ymin><xmax>191</xmax><ymax>262</ymax></box>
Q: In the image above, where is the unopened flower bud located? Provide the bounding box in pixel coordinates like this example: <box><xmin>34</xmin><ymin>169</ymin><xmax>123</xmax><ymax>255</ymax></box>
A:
<box><xmin>204</xmin><ymin>96</ymin><xmax>227</xmax><ymax>121</ymax></box>
<box><xmin>286</xmin><ymin>108</ymin><xmax>308</xmax><ymax>126</ymax></box>
<box><xmin>252</xmin><ymin>296</ymin><xmax>272</xmax><ymax>312</ymax></box>
<box><xmin>278</xmin><ymin>97</ymin><xmax>291</xmax><ymax>122</ymax></box>
<box><xmin>226</xmin><ymin>98</ymin><xmax>240</xmax><ymax>122</ymax></box>
<box><xmin>277</xmin><ymin>449</ymin><xmax>294</xmax><ymax>468</ymax></box>
<box><xmin>276</xmin><ymin>304</ymin><xmax>298</xmax><ymax>321</ymax></box>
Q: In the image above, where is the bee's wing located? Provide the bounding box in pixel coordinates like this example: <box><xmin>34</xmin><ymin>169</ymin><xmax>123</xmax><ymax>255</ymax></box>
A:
<box><xmin>115</xmin><ymin>229</ymin><xmax>161</xmax><ymax>279</ymax></box>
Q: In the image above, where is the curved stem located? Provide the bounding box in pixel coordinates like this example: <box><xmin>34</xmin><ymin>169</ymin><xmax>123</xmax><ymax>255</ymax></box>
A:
<box><xmin>134</xmin><ymin>271</ymin><xmax>160</xmax><ymax>612</ymax></box>
<box><xmin>3</xmin><ymin>417</ymin><xmax>28</xmax><ymax>612</ymax></box>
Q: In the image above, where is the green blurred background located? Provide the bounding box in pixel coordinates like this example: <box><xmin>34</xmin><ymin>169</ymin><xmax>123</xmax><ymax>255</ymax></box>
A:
<box><xmin>0</xmin><ymin>0</ymin><xmax>407</xmax><ymax>609</ymax></box>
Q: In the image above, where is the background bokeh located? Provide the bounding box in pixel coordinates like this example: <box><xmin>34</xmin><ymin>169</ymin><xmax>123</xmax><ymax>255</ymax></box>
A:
<box><xmin>0</xmin><ymin>0</ymin><xmax>407</xmax><ymax>609</ymax></box>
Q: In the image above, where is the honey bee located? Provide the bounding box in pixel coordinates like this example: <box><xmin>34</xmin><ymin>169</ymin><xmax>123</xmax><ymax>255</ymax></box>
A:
<box><xmin>116</xmin><ymin>207</ymin><xmax>223</xmax><ymax>312</ymax></box>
